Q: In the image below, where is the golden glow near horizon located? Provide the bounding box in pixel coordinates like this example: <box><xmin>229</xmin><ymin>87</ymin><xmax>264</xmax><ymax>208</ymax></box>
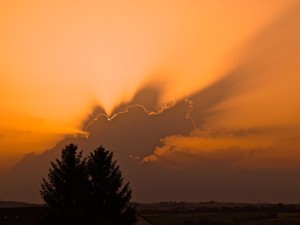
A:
<box><xmin>0</xmin><ymin>0</ymin><xmax>299</xmax><ymax>170</ymax></box>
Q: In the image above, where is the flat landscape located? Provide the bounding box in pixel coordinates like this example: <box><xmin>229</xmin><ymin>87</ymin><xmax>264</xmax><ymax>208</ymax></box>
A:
<box><xmin>142</xmin><ymin>212</ymin><xmax>300</xmax><ymax>225</ymax></box>
<box><xmin>1</xmin><ymin>201</ymin><xmax>300</xmax><ymax>225</ymax></box>
<box><xmin>137</xmin><ymin>202</ymin><xmax>300</xmax><ymax>225</ymax></box>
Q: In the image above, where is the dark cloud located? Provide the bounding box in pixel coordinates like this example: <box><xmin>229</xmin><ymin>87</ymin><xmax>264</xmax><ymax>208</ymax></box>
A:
<box><xmin>2</xmin><ymin>81</ymin><xmax>300</xmax><ymax>204</ymax></box>
<box><xmin>0</xmin><ymin>78</ymin><xmax>240</xmax><ymax>202</ymax></box>
<box><xmin>150</xmin><ymin>147</ymin><xmax>248</xmax><ymax>170</ymax></box>
<box><xmin>131</xmin><ymin>164</ymin><xmax>300</xmax><ymax>203</ymax></box>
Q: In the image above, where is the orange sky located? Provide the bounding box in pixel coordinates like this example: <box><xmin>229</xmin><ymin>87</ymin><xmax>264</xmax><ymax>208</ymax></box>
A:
<box><xmin>0</xmin><ymin>0</ymin><xmax>300</xmax><ymax>171</ymax></box>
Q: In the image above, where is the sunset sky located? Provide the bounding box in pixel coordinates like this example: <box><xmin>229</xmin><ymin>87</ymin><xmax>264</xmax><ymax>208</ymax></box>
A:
<box><xmin>1</xmin><ymin>0</ymin><xmax>300</xmax><ymax>203</ymax></box>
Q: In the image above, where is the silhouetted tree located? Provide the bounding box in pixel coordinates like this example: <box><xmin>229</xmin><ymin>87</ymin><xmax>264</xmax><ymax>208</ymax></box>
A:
<box><xmin>40</xmin><ymin>144</ymin><xmax>90</xmax><ymax>225</ymax></box>
<box><xmin>87</xmin><ymin>146</ymin><xmax>136</xmax><ymax>225</ymax></box>
<box><xmin>40</xmin><ymin>144</ymin><xmax>136</xmax><ymax>225</ymax></box>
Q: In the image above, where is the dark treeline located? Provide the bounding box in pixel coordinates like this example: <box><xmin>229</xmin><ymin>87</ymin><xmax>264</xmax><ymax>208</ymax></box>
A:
<box><xmin>138</xmin><ymin>202</ymin><xmax>300</xmax><ymax>225</ymax></box>
<box><xmin>138</xmin><ymin>202</ymin><xmax>300</xmax><ymax>214</ymax></box>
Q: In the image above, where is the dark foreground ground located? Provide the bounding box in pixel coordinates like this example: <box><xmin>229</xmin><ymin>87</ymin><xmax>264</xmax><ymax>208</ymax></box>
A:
<box><xmin>0</xmin><ymin>206</ymin><xmax>43</xmax><ymax>225</ymax></box>
<box><xmin>141</xmin><ymin>212</ymin><xmax>300</xmax><ymax>225</ymax></box>
<box><xmin>137</xmin><ymin>202</ymin><xmax>300</xmax><ymax>225</ymax></box>
<box><xmin>1</xmin><ymin>201</ymin><xmax>300</xmax><ymax>225</ymax></box>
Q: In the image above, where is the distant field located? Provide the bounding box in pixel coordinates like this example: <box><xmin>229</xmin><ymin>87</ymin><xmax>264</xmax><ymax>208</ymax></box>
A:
<box><xmin>141</xmin><ymin>212</ymin><xmax>300</xmax><ymax>225</ymax></box>
<box><xmin>1</xmin><ymin>201</ymin><xmax>300</xmax><ymax>225</ymax></box>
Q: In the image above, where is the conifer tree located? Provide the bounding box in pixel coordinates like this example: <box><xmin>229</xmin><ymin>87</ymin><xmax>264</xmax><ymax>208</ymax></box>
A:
<box><xmin>87</xmin><ymin>146</ymin><xmax>136</xmax><ymax>225</ymax></box>
<box><xmin>40</xmin><ymin>144</ymin><xmax>90</xmax><ymax>225</ymax></box>
<box><xmin>40</xmin><ymin>144</ymin><xmax>136</xmax><ymax>225</ymax></box>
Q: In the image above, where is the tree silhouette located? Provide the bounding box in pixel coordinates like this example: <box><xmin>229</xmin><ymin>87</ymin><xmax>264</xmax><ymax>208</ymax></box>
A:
<box><xmin>87</xmin><ymin>146</ymin><xmax>136</xmax><ymax>225</ymax></box>
<box><xmin>40</xmin><ymin>144</ymin><xmax>137</xmax><ymax>225</ymax></box>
